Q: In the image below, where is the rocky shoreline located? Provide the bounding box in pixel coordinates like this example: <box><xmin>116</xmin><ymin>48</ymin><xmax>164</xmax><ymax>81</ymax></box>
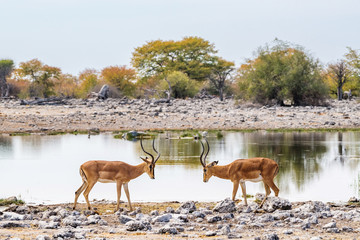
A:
<box><xmin>1</xmin><ymin>97</ymin><xmax>360</xmax><ymax>239</ymax></box>
<box><xmin>1</xmin><ymin>98</ymin><xmax>360</xmax><ymax>133</ymax></box>
<box><xmin>1</xmin><ymin>196</ymin><xmax>360</xmax><ymax>240</ymax></box>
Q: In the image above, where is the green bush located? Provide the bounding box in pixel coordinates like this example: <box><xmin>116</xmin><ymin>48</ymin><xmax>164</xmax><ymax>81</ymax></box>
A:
<box><xmin>160</xmin><ymin>71</ymin><xmax>200</xmax><ymax>98</ymax></box>
<box><xmin>236</xmin><ymin>40</ymin><xmax>328</xmax><ymax>106</ymax></box>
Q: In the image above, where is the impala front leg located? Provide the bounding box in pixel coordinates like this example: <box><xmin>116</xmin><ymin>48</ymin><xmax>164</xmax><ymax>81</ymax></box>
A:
<box><xmin>116</xmin><ymin>180</ymin><xmax>123</xmax><ymax>212</ymax></box>
<box><xmin>123</xmin><ymin>183</ymin><xmax>133</xmax><ymax>211</ymax></box>
<box><xmin>232</xmin><ymin>180</ymin><xmax>240</xmax><ymax>201</ymax></box>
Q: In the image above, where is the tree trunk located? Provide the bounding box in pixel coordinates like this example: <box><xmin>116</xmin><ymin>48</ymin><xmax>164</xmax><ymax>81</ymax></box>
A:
<box><xmin>0</xmin><ymin>77</ymin><xmax>5</xmax><ymax>97</ymax></box>
<box><xmin>337</xmin><ymin>86</ymin><xmax>343</xmax><ymax>100</ymax></box>
<box><xmin>164</xmin><ymin>76</ymin><xmax>172</xmax><ymax>103</ymax></box>
<box><xmin>219</xmin><ymin>87</ymin><xmax>224</xmax><ymax>101</ymax></box>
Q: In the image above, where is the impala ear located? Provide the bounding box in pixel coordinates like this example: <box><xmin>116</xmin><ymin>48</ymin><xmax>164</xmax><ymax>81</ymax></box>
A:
<box><xmin>140</xmin><ymin>156</ymin><xmax>150</xmax><ymax>163</ymax></box>
<box><xmin>209</xmin><ymin>161</ymin><xmax>218</xmax><ymax>167</ymax></box>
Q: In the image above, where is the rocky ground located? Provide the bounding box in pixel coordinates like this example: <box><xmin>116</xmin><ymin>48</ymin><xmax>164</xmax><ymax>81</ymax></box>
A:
<box><xmin>1</xmin><ymin>97</ymin><xmax>360</xmax><ymax>133</ymax></box>
<box><xmin>1</xmin><ymin>196</ymin><xmax>360</xmax><ymax>240</ymax></box>
<box><xmin>1</xmin><ymin>97</ymin><xmax>360</xmax><ymax>239</ymax></box>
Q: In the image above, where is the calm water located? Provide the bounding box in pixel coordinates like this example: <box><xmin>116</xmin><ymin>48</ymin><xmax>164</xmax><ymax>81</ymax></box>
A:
<box><xmin>0</xmin><ymin>131</ymin><xmax>359</xmax><ymax>204</ymax></box>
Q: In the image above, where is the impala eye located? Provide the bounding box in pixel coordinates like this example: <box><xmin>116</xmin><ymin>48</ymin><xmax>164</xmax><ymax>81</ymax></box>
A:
<box><xmin>204</xmin><ymin>169</ymin><xmax>207</xmax><ymax>173</ymax></box>
<box><xmin>149</xmin><ymin>165</ymin><xmax>153</xmax><ymax>170</ymax></box>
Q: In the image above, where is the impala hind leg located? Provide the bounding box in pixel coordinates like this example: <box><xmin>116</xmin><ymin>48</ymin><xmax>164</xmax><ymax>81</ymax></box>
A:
<box><xmin>83</xmin><ymin>181</ymin><xmax>96</xmax><ymax>210</ymax></box>
<box><xmin>123</xmin><ymin>183</ymin><xmax>133</xmax><ymax>211</ymax></box>
<box><xmin>259</xmin><ymin>183</ymin><xmax>271</xmax><ymax>208</ymax></box>
<box><xmin>115</xmin><ymin>180</ymin><xmax>123</xmax><ymax>212</ymax></box>
<box><xmin>73</xmin><ymin>182</ymin><xmax>87</xmax><ymax>210</ymax></box>
<box><xmin>239</xmin><ymin>181</ymin><xmax>248</xmax><ymax>206</ymax></box>
<box><xmin>260</xmin><ymin>179</ymin><xmax>279</xmax><ymax>207</ymax></box>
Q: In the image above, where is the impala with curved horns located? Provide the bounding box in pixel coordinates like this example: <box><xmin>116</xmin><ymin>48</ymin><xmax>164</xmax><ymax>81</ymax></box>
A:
<box><xmin>73</xmin><ymin>137</ymin><xmax>160</xmax><ymax>211</ymax></box>
<box><xmin>199</xmin><ymin>139</ymin><xmax>279</xmax><ymax>207</ymax></box>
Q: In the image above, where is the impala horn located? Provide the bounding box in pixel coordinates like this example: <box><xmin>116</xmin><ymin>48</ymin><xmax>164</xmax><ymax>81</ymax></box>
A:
<box><xmin>140</xmin><ymin>136</ymin><xmax>154</xmax><ymax>163</ymax></box>
<box><xmin>199</xmin><ymin>138</ymin><xmax>210</xmax><ymax>167</ymax></box>
<box><xmin>152</xmin><ymin>138</ymin><xmax>161</xmax><ymax>164</ymax></box>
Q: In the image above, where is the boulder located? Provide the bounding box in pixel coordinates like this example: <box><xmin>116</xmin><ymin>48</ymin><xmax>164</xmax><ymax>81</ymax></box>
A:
<box><xmin>255</xmin><ymin>194</ymin><xmax>291</xmax><ymax>212</ymax></box>
<box><xmin>152</xmin><ymin>213</ymin><xmax>172</xmax><ymax>223</ymax></box>
<box><xmin>2</xmin><ymin>212</ymin><xmax>25</xmax><ymax>221</ymax></box>
<box><xmin>213</xmin><ymin>198</ymin><xmax>236</xmax><ymax>213</ymax></box>
<box><xmin>176</xmin><ymin>201</ymin><xmax>197</xmax><ymax>213</ymax></box>
<box><xmin>125</xmin><ymin>220</ymin><xmax>146</xmax><ymax>231</ymax></box>
<box><xmin>158</xmin><ymin>224</ymin><xmax>178</xmax><ymax>234</ymax></box>
<box><xmin>119</xmin><ymin>215</ymin><xmax>136</xmax><ymax>224</ymax></box>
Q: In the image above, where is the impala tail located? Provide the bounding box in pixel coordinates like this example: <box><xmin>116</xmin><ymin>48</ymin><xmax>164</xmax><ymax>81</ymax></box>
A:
<box><xmin>79</xmin><ymin>167</ymin><xmax>88</xmax><ymax>183</ymax></box>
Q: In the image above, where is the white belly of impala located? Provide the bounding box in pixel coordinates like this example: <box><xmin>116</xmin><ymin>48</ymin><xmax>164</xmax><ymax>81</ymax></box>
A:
<box><xmin>242</xmin><ymin>175</ymin><xmax>263</xmax><ymax>183</ymax></box>
<box><xmin>98</xmin><ymin>178</ymin><xmax>116</xmax><ymax>183</ymax></box>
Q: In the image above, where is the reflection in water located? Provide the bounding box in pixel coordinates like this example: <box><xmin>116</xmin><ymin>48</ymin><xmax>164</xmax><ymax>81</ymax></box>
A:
<box><xmin>0</xmin><ymin>131</ymin><xmax>359</xmax><ymax>203</ymax></box>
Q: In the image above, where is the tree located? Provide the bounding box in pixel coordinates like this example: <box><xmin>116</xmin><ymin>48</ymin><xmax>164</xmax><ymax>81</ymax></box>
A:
<box><xmin>236</xmin><ymin>40</ymin><xmax>328</xmax><ymax>106</ymax></box>
<box><xmin>0</xmin><ymin>59</ymin><xmax>14</xmax><ymax>97</ymax></box>
<box><xmin>76</xmin><ymin>69</ymin><xmax>99</xmax><ymax>98</ymax></box>
<box><xmin>17</xmin><ymin>59</ymin><xmax>61</xmax><ymax>98</ymax></box>
<box><xmin>131</xmin><ymin>36</ymin><xmax>216</xmax><ymax>81</ymax></box>
<box><xmin>101</xmin><ymin>65</ymin><xmax>136</xmax><ymax>97</ymax></box>
<box><xmin>327</xmin><ymin>60</ymin><xmax>350</xmax><ymax>100</ymax></box>
<box><xmin>344</xmin><ymin>47</ymin><xmax>360</xmax><ymax>95</ymax></box>
<box><xmin>208</xmin><ymin>57</ymin><xmax>235</xmax><ymax>101</ymax></box>
<box><xmin>53</xmin><ymin>74</ymin><xmax>78</xmax><ymax>97</ymax></box>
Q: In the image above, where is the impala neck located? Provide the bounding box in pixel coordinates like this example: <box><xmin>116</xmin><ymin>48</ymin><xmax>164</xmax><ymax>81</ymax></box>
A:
<box><xmin>128</xmin><ymin>162</ymin><xmax>148</xmax><ymax>180</ymax></box>
<box><xmin>212</xmin><ymin>165</ymin><xmax>231</xmax><ymax>180</ymax></box>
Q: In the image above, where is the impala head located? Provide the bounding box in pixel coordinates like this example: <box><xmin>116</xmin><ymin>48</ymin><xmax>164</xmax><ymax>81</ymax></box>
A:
<box><xmin>199</xmin><ymin>138</ymin><xmax>219</xmax><ymax>182</ymax></box>
<box><xmin>140</xmin><ymin>137</ymin><xmax>160</xmax><ymax>179</ymax></box>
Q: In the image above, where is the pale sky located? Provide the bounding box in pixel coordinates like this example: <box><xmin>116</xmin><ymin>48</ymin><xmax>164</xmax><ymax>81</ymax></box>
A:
<box><xmin>1</xmin><ymin>0</ymin><xmax>359</xmax><ymax>75</ymax></box>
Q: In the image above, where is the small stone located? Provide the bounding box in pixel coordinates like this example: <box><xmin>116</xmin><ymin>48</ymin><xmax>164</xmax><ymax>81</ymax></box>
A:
<box><xmin>323</xmin><ymin>221</ymin><xmax>336</xmax><ymax>229</ymax></box>
<box><xmin>207</xmin><ymin>215</ymin><xmax>222</xmax><ymax>223</ymax></box>
<box><xmin>283</xmin><ymin>229</ymin><xmax>293</xmax><ymax>235</ymax></box>
<box><xmin>205</xmin><ymin>231</ymin><xmax>217</xmax><ymax>236</ymax></box>
<box><xmin>150</xmin><ymin>210</ymin><xmax>159</xmax><ymax>216</ymax></box>
<box><xmin>263</xmin><ymin>233</ymin><xmax>279</xmax><ymax>240</ymax></box>
<box><xmin>36</xmin><ymin>235</ymin><xmax>51</xmax><ymax>240</ymax></box>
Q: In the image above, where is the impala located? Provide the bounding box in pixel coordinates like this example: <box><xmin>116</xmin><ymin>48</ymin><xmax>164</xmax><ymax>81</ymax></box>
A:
<box><xmin>199</xmin><ymin>139</ymin><xmax>279</xmax><ymax>207</ymax></box>
<box><xmin>73</xmin><ymin>137</ymin><xmax>160</xmax><ymax>211</ymax></box>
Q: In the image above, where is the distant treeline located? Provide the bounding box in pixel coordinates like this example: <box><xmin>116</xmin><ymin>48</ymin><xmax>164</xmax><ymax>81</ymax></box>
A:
<box><xmin>1</xmin><ymin>37</ymin><xmax>359</xmax><ymax>106</ymax></box>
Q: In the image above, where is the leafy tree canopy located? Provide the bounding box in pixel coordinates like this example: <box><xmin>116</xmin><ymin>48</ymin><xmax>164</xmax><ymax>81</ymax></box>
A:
<box><xmin>236</xmin><ymin>39</ymin><xmax>328</xmax><ymax>106</ymax></box>
<box><xmin>17</xmin><ymin>59</ymin><xmax>61</xmax><ymax>98</ymax></box>
<box><xmin>101</xmin><ymin>65</ymin><xmax>136</xmax><ymax>97</ymax></box>
<box><xmin>131</xmin><ymin>36</ymin><xmax>217</xmax><ymax>81</ymax></box>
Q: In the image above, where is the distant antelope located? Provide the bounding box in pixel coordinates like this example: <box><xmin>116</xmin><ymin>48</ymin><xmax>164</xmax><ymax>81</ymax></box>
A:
<box><xmin>199</xmin><ymin>139</ymin><xmax>279</xmax><ymax>207</ymax></box>
<box><xmin>73</xmin><ymin>137</ymin><xmax>160</xmax><ymax>211</ymax></box>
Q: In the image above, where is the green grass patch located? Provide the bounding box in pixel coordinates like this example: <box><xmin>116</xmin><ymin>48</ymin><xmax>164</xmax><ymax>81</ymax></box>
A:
<box><xmin>113</xmin><ymin>134</ymin><xmax>123</xmax><ymax>139</ymax></box>
<box><xmin>47</xmin><ymin>131</ymin><xmax>67</xmax><ymax>136</ymax></box>
<box><xmin>119</xmin><ymin>131</ymin><xmax>157</xmax><ymax>141</ymax></box>
<box><xmin>242</xmin><ymin>194</ymin><xmax>254</xmax><ymax>198</ymax></box>
<box><xmin>9</xmin><ymin>132</ymin><xmax>31</xmax><ymax>136</ymax></box>
<box><xmin>266</xmin><ymin>127</ymin><xmax>360</xmax><ymax>133</ymax></box>
<box><xmin>180</xmin><ymin>132</ymin><xmax>194</xmax><ymax>138</ymax></box>
<box><xmin>0</xmin><ymin>198</ymin><xmax>25</xmax><ymax>206</ymax></box>
<box><xmin>216</xmin><ymin>131</ymin><xmax>224</xmax><ymax>139</ymax></box>
<box><xmin>70</xmin><ymin>130</ymin><xmax>89</xmax><ymax>135</ymax></box>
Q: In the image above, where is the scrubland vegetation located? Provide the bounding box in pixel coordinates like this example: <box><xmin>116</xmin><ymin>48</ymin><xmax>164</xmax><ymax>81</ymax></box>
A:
<box><xmin>1</xmin><ymin>38</ymin><xmax>359</xmax><ymax>106</ymax></box>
